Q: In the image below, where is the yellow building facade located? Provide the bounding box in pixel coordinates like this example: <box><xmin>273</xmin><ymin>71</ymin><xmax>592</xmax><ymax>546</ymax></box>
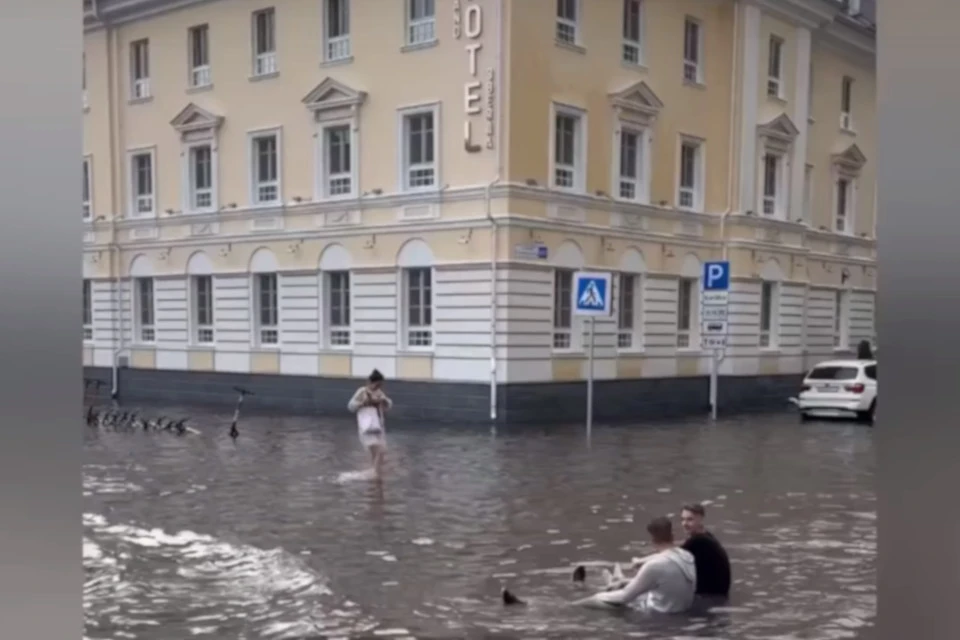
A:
<box><xmin>81</xmin><ymin>0</ymin><xmax>876</xmax><ymax>423</ymax></box>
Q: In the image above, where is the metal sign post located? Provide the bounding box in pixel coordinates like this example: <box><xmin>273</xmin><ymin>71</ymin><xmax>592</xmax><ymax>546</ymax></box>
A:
<box><xmin>701</xmin><ymin>261</ymin><xmax>731</xmax><ymax>421</ymax></box>
<box><xmin>573</xmin><ymin>271</ymin><xmax>613</xmax><ymax>436</ymax></box>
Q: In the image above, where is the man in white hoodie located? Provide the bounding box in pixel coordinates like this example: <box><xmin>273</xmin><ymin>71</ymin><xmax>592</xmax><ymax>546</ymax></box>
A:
<box><xmin>577</xmin><ymin>516</ymin><xmax>697</xmax><ymax>614</ymax></box>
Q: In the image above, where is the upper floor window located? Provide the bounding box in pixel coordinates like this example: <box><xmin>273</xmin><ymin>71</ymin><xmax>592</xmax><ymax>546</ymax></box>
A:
<box><xmin>622</xmin><ymin>0</ymin><xmax>644</xmax><ymax>65</ymax></box>
<box><xmin>250</xmin><ymin>130</ymin><xmax>281</xmax><ymax>205</ymax></box>
<box><xmin>802</xmin><ymin>164</ymin><xmax>814</xmax><ymax>224</ymax></box>
<box><xmin>556</xmin><ymin>0</ymin><xmax>580</xmax><ymax>46</ymax></box>
<box><xmin>401</xmin><ymin>107</ymin><xmax>437</xmax><ymax>191</ymax></box>
<box><xmin>321</xmin><ymin>124</ymin><xmax>354</xmax><ymax>198</ymax></box>
<box><xmin>82</xmin><ymin>156</ymin><xmax>92</xmax><ymax>220</ymax></box>
<box><xmin>840</xmin><ymin>76</ymin><xmax>854</xmax><ymax>130</ymax></box>
<box><xmin>552</xmin><ymin>105</ymin><xmax>585</xmax><ymax>192</ymax></box>
<box><xmin>767</xmin><ymin>36</ymin><xmax>784</xmax><ymax>99</ymax></box>
<box><xmin>761</xmin><ymin>152</ymin><xmax>784</xmax><ymax>216</ymax></box>
<box><xmin>130</xmin><ymin>39</ymin><xmax>151</xmax><ymax>100</ymax></box>
<box><xmin>835</xmin><ymin>177</ymin><xmax>852</xmax><ymax>234</ymax></box>
<box><xmin>129</xmin><ymin>149</ymin><xmax>155</xmax><ymax>217</ymax></box>
<box><xmin>324</xmin><ymin>0</ymin><xmax>351</xmax><ymax>61</ymax></box>
<box><xmin>682</xmin><ymin>18</ymin><xmax>702</xmax><ymax>84</ymax></box>
<box><xmin>187</xmin><ymin>144</ymin><xmax>214</xmax><ymax>212</ymax></box>
<box><xmin>617</xmin><ymin>126</ymin><xmax>647</xmax><ymax>202</ymax></box>
<box><xmin>677</xmin><ymin>138</ymin><xmax>703</xmax><ymax>211</ymax></box>
<box><xmin>252</xmin><ymin>8</ymin><xmax>277</xmax><ymax>77</ymax></box>
<box><xmin>189</xmin><ymin>24</ymin><xmax>211</xmax><ymax>88</ymax></box>
<box><xmin>406</xmin><ymin>0</ymin><xmax>436</xmax><ymax>47</ymax></box>
<box><xmin>82</xmin><ymin>52</ymin><xmax>88</xmax><ymax>109</ymax></box>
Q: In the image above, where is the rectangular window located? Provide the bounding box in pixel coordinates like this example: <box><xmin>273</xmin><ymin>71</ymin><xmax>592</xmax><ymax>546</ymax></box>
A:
<box><xmin>82</xmin><ymin>52</ymin><xmax>88</xmax><ymax>108</ymax></box>
<box><xmin>552</xmin><ymin>269</ymin><xmax>573</xmax><ymax>350</ymax></box>
<box><xmin>83</xmin><ymin>279</ymin><xmax>93</xmax><ymax>341</ymax></box>
<box><xmin>189</xmin><ymin>144</ymin><xmax>214</xmax><ymax>211</ymax></box>
<box><xmin>762</xmin><ymin>153</ymin><xmax>779</xmax><ymax>215</ymax></box>
<box><xmin>553</xmin><ymin>109</ymin><xmax>583</xmax><ymax>190</ymax></box>
<box><xmin>759</xmin><ymin>281</ymin><xmax>775</xmax><ymax>347</ymax></box>
<box><xmin>677</xmin><ymin>277</ymin><xmax>696</xmax><ymax>348</ymax></box>
<box><xmin>189</xmin><ymin>24</ymin><xmax>211</xmax><ymax>88</ymax></box>
<box><xmin>323</xmin><ymin>125</ymin><xmax>353</xmax><ymax>197</ymax></box>
<box><xmin>325</xmin><ymin>0</ymin><xmax>351</xmax><ymax>61</ymax></box>
<box><xmin>678</xmin><ymin>139</ymin><xmax>701</xmax><ymax>210</ymax></box>
<box><xmin>326</xmin><ymin>271</ymin><xmax>351</xmax><ymax>347</ymax></box>
<box><xmin>617</xmin><ymin>273</ymin><xmax>640</xmax><ymax>349</ymax></box>
<box><xmin>82</xmin><ymin>157</ymin><xmax>92</xmax><ymax>219</ymax></box>
<box><xmin>807</xmin><ymin>60</ymin><xmax>815</xmax><ymax>116</ymax></box>
<box><xmin>255</xmin><ymin>273</ymin><xmax>279</xmax><ymax>345</ymax></box>
<box><xmin>767</xmin><ymin>36</ymin><xmax>783</xmax><ymax>98</ymax></box>
<box><xmin>192</xmin><ymin>275</ymin><xmax>214</xmax><ymax>344</ymax></box>
<box><xmin>622</xmin><ymin>0</ymin><xmax>643</xmax><ymax>64</ymax></box>
<box><xmin>833</xmin><ymin>290</ymin><xmax>848</xmax><ymax>348</ymax></box>
<box><xmin>682</xmin><ymin>18</ymin><xmax>701</xmax><ymax>83</ymax></box>
<box><xmin>130</xmin><ymin>39</ymin><xmax>151</xmax><ymax>99</ymax></box>
<box><xmin>618</xmin><ymin>128</ymin><xmax>644</xmax><ymax>201</ymax></box>
<box><xmin>402</xmin><ymin>109</ymin><xmax>436</xmax><ymax>190</ymax></box>
<box><xmin>840</xmin><ymin>76</ymin><xmax>853</xmax><ymax>129</ymax></box>
<box><xmin>405</xmin><ymin>268</ymin><xmax>433</xmax><ymax>348</ymax></box>
<box><xmin>803</xmin><ymin>164</ymin><xmax>814</xmax><ymax>223</ymax></box>
<box><xmin>130</xmin><ymin>150</ymin><xmax>155</xmax><ymax>216</ymax></box>
<box><xmin>407</xmin><ymin>0</ymin><xmax>436</xmax><ymax>46</ymax></box>
<box><xmin>836</xmin><ymin>177</ymin><xmax>850</xmax><ymax>233</ymax></box>
<box><xmin>252</xmin><ymin>8</ymin><xmax>277</xmax><ymax>76</ymax></box>
<box><xmin>556</xmin><ymin>0</ymin><xmax>579</xmax><ymax>45</ymax></box>
<box><xmin>135</xmin><ymin>277</ymin><xmax>155</xmax><ymax>343</ymax></box>
<box><xmin>251</xmin><ymin>131</ymin><xmax>280</xmax><ymax>205</ymax></box>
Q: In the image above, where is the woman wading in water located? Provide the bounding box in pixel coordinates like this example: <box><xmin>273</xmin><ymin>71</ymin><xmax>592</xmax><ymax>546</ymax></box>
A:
<box><xmin>347</xmin><ymin>369</ymin><xmax>393</xmax><ymax>478</ymax></box>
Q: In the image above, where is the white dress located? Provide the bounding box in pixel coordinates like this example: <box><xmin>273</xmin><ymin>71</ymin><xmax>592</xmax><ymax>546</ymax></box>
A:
<box><xmin>347</xmin><ymin>387</ymin><xmax>392</xmax><ymax>449</ymax></box>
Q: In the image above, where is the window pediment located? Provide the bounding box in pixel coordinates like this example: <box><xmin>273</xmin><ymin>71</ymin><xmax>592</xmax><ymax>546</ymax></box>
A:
<box><xmin>170</xmin><ymin>103</ymin><xmax>224</xmax><ymax>137</ymax></box>
<box><xmin>831</xmin><ymin>143</ymin><xmax>867</xmax><ymax>173</ymax></box>
<box><xmin>757</xmin><ymin>113</ymin><xmax>799</xmax><ymax>143</ymax></box>
<box><xmin>302</xmin><ymin>77</ymin><xmax>367</xmax><ymax>119</ymax></box>
<box><xmin>609</xmin><ymin>80</ymin><xmax>664</xmax><ymax>127</ymax></box>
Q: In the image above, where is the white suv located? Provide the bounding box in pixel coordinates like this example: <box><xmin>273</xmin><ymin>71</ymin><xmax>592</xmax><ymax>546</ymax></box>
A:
<box><xmin>793</xmin><ymin>359</ymin><xmax>877</xmax><ymax>424</ymax></box>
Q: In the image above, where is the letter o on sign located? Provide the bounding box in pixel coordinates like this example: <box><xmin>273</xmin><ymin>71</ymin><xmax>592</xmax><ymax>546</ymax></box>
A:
<box><xmin>465</xmin><ymin>4</ymin><xmax>482</xmax><ymax>39</ymax></box>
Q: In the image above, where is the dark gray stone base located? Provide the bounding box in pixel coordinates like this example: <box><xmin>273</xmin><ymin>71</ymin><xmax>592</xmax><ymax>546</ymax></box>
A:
<box><xmin>83</xmin><ymin>366</ymin><xmax>803</xmax><ymax>426</ymax></box>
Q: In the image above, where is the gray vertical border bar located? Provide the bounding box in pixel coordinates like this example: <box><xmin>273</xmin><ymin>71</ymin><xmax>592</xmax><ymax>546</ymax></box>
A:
<box><xmin>878</xmin><ymin>0</ymin><xmax>960</xmax><ymax>638</ymax></box>
<box><xmin>0</xmin><ymin>0</ymin><xmax>80</xmax><ymax>637</ymax></box>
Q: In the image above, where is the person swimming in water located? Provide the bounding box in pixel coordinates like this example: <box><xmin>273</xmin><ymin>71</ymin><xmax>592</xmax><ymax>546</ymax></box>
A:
<box><xmin>347</xmin><ymin>369</ymin><xmax>393</xmax><ymax>479</ymax></box>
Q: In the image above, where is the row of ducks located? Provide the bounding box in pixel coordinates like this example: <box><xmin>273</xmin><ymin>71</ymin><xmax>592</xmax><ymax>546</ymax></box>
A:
<box><xmin>85</xmin><ymin>405</ymin><xmax>194</xmax><ymax>435</ymax></box>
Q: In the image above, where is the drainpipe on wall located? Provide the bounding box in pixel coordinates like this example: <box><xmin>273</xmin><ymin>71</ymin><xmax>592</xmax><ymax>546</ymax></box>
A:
<box><xmin>487</xmin><ymin>0</ymin><xmax>506</xmax><ymax>424</ymax></box>
<box><xmin>106</xmin><ymin>21</ymin><xmax>126</xmax><ymax>401</ymax></box>
<box><xmin>719</xmin><ymin>0</ymin><xmax>741</xmax><ymax>264</ymax></box>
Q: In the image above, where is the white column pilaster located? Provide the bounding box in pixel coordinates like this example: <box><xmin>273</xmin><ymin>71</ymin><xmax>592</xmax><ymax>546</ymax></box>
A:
<box><xmin>737</xmin><ymin>4</ymin><xmax>762</xmax><ymax>212</ymax></box>
<box><xmin>790</xmin><ymin>27</ymin><xmax>812</xmax><ymax>221</ymax></box>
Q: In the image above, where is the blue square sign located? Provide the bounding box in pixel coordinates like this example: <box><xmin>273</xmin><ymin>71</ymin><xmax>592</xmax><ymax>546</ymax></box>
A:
<box><xmin>573</xmin><ymin>272</ymin><xmax>613</xmax><ymax>316</ymax></box>
<box><xmin>702</xmin><ymin>261</ymin><xmax>730</xmax><ymax>291</ymax></box>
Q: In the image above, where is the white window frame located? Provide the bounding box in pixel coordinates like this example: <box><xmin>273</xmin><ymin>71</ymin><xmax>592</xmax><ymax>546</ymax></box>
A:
<box><xmin>83</xmin><ymin>279</ymin><xmax>93</xmax><ymax>341</ymax></box>
<box><xmin>682</xmin><ymin>17</ymin><xmax>703</xmax><ymax>84</ymax></box>
<box><xmin>840</xmin><ymin>75</ymin><xmax>854</xmax><ymax>130</ymax></box>
<box><xmin>677</xmin><ymin>136</ymin><xmax>704</xmax><ymax>212</ymax></box>
<box><xmin>183</xmin><ymin>141</ymin><xmax>217</xmax><ymax>213</ymax></box>
<box><xmin>188</xmin><ymin>24</ymin><xmax>212</xmax><ymax>88</ymax></box>
<box><xmin>617</xmin><ymin>272</ymin><xmax>643</xmax><ymax>351</ymax></box>
<box><xmin>398</xmin><ymin>103</ymin><xmax>440</xmax><ymax>192</ymax></box>
<box><xmin>324</xmin><ymin>270</ymin><xmax>352</xmax><ymax>348</ymax></box>
<box><xmin>82</xmin><ymin>52</ymin><xmax>89</xmax><ymax>109</ymax></box>
<box><xmin>248</xmin><ymin>128</ymin><xmax>282</xmax><ymax>206</ymax></box>
<box><xmin>324</xmin><ymin>0</ymin><xmax>351</xmax><ymax>62</ymax></box>
<box><xmin>834</xmin><ymin>174</ymin><xmax>856</xmax><ymax>235</ymax></box>
<box><xmin>760</xmin><ymin>151</ymin><xmax>787</xmax><ymax>217</ymax></box>
<box><xmin>317</xmin><ymin>121</ymin><xmax>357</xmax><ymax>199</ymax></box>
<box><xmin>127</xmin><ymin>147</ymin><xmax>157</xmax><ymax>218</ymax></box>
<box><xmin>402</xmin><ymin>267</ymin><xmax>433</xmax><ymax>350</ymax></box>
<box><xmin>833</xmin><ymin>289</ymin><xmax>850</xmax><ymax>349</ymax></box>
<box><xmin>614</xmin><ymin>123</ymin><xmax>650</xmax><ymax>203</ymax></box>
<box><xmin>767</xmin><ymin>35</ymin><xmax>784</xmax><ymax>99</ymax></box>
<box><xmin>82</xmin><ymin>155</ymin><xmax>93</xmax><ymax>220</ymax></box>
<box><xmin>552</xmin><ymin>268</ymin><xmax>575</xmax><ymax>352</ymax></box>
<box><xmin>759</xmin><ymin>281</ymin><xmax>778</xmax><ymax>348</ymax></box>
<box><xmin>676</xmin><ymin>277</ymin><xmax>698</xmax><ymax>349</ymax></box>
<box><xmin>622</xmin><ymin>0</ymin><xmax>644</xmax><ymax>65</ymax></box>
<box><xmin>406</xmin><ymin>0</ymin><xmax>437</xmax><ymax>47</ymax></box>
<box><xmin>252</xmin><ymin>8</ymin><xmax>278</xmax><ymax>77</ymax></box>
<box><xmin>254</xmin><ymin>272</ymin><xmax>280</xmax><ymax>347</ymax></box>
<box><xmin>130</xmin><ymin>38</ymin><xmax>151</xmax><ymax>100</ymax></box>
<box><xmin>550</xmin><ymin>103</ymin><xmax>587</xmax><ymax>193</ymax></box>
<box><xmin>802</xmin><ymin>163</ymin><xmax>814</xmax><ymax>224</ymax></box>
<box><xmin>191</xmin><ymin>274</ymin><xmax>215</xmax><ymax>345</ymax></box>
<box><xmin>134</xmin><ymin>277</ymin><xmax>156</xmax><ymax>344</ymax></box>
<box><xmin>556</xmin><ymin>0</ymin><xmax>580</xmax><ymax>47</ymax></box>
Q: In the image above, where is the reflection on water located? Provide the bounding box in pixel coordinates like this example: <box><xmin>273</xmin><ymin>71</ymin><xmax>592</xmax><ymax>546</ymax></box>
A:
<box><xmin>84</xmin><ymin>411</ymin><xmax>875</xmax><ymax>639</ymax></box>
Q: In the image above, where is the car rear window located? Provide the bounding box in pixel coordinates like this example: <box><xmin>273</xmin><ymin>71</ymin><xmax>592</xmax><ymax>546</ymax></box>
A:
<box><xmin>806</xmin><ymin>366</ymin><xmax>860</xmax><ymax>381</ymax></box>
<box><xmin>864</xmin><ymin>364</ymin><xmax>877</xmax><ymax>380</ymax></box>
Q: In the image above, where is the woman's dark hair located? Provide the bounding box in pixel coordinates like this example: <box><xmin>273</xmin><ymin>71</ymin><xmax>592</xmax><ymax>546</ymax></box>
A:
<box><xmin>368</xmin><ymin>369</ymin><xmax>384</xmax><ymax>383</ymax></box>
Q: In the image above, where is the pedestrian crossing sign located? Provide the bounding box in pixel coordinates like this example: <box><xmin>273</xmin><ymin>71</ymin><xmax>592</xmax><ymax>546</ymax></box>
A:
<box><xmin>573</xmin><ymin>272</ymin><xmax>613</xmax><ymax>317</ymax></box>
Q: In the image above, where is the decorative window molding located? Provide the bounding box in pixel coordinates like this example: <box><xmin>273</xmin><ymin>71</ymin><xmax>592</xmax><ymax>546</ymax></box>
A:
<box><xmin>302</xmin><ymin>78</ymin><xmax>366</xmax><ymax>201</ymax></box>
<box><xmin>756</xmin><ymin>113</ymin><xmax>799</xmax><ymax>218</ymax></box>
<box><xmin>609</xmin><ymin>81</ymin><xmax>662</xmax><ymax>204</ymax></box>
<box><xmin>831</xmin><ymin>143</ymin><xmax>867</xmax><ymax>235</ymax></box>
<box><xmin>171</xmin><ymin>103</ymin><xmax>224</xmax><ymax>214</ymax></box>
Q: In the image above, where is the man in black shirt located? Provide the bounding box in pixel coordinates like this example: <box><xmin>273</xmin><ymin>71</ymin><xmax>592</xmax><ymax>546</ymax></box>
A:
<box><xmin>680</xmin><ymin>503</ymin><xmax>732</xmax><ymax>598</ymax></box>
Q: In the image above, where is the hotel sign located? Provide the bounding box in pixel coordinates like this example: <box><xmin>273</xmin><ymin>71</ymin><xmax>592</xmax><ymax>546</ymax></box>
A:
<box><xmin>454</xmin><ymin>0</ymin><xmax>496</xmax><ymax>152</ymax></box>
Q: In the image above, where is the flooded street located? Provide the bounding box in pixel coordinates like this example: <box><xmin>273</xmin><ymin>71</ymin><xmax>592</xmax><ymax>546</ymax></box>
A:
<box><xmin>83</xmin><ymin>410</ymin><xmax>875</xmax><ymax>639</ymax></box>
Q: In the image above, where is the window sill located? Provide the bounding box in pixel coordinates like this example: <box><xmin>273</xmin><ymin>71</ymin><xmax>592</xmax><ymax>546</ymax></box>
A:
<box><xmin>676</xmin><ymin>205</ymin><xmax>704</xmax><ymax>214</ymax></box>
<box><xmin>127</xmin><ymin>212</ymin><xmax>158</xmax><ymax>220</ymax></box>
<box><xmin>128</xmin><ymin>96</ymin><xmax>154</xmax><ymax>106</ymax></box>
<box><xmin>187</xmin><ymin>83</ymin><xmax>213</xmax><ymax>95</ymax></box>
<box><xmin>320</xmin><ymin>346</ymin><xmax>353</xmax><ymax>354</ymax></box>
<box><xmin>682</xmin><ymin>79</ymin><xmax>706</xmax><ymax>90</ymax></box>
<box><xmin>321</xmin><ymin>56</ymin><xmax>354</xmax><ymax>68</ymax></box>
<box><xmin>621</xmin><ymin>59</ymin><xmax>648</xmax><ymax>73</ymax></box>
<box><xmin>250</xmin><ymin>201</ymin><xmax>282</xmax><ymax>210</ymax></box>
<box><xmin>397</xmin><ymin>348</ymin><xmax>434</xmax><ymax>356</ymax></box>
<box><xmin>555</xmin><ymin>40</ymin><xmax>586</xmax><ymax>55</ymax></box>
<box><xmin>759</xmin><ymin>347</ymin><xmax>782</xmax><ymax>354</ymax></box>
<box><xmin>839</xmin><ymin>126</ymin><xmax>857</xmax><ymax>137</ymax></box>
<box><xmin>552</xmin><ymin>350</ymin><xmax>585</xmax><ymax>359</ymax></box>
<box><xmin>616</xmin><ymin>348</ymin><xmax>645</xmax><ymax>356</ymax></box>
<box><xmin>252</xmin><ymin>345</ymin><xmax>281</xmax><ymax>352</ymax></box>
<box><xmin>676</xmin><ymin>347</ymin><xmax>704</xmax><ymax>355</ymax></box>
<box><xmin>401</xmin><ymin>40</ymin><xmax>439</xmax><ymax>54</ymax></box>
<box><xmin>249</xmin><ymin>71</ymin><xmax>280</xmax><ymax>83</ymax></box>
<box><xmin>766</xmin><ymin>94</ymin><xmax>788</xmax><ymax>106</ymax></box>
<box><xmin>187</xmin><ymin>345</ymin><xmax>216</xmax><ymax>351</ymax></box>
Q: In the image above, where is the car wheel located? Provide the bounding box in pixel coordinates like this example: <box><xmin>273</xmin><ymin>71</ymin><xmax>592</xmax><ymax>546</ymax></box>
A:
<box><xmin>857</xmin><ymin>400</ymin><xmax>876</xmax><ymax>425</ymax></box>
<box><xmin>799</xmin><ymin>411</ymin><xmax>811</xmax><ymax>423</ymax></box>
